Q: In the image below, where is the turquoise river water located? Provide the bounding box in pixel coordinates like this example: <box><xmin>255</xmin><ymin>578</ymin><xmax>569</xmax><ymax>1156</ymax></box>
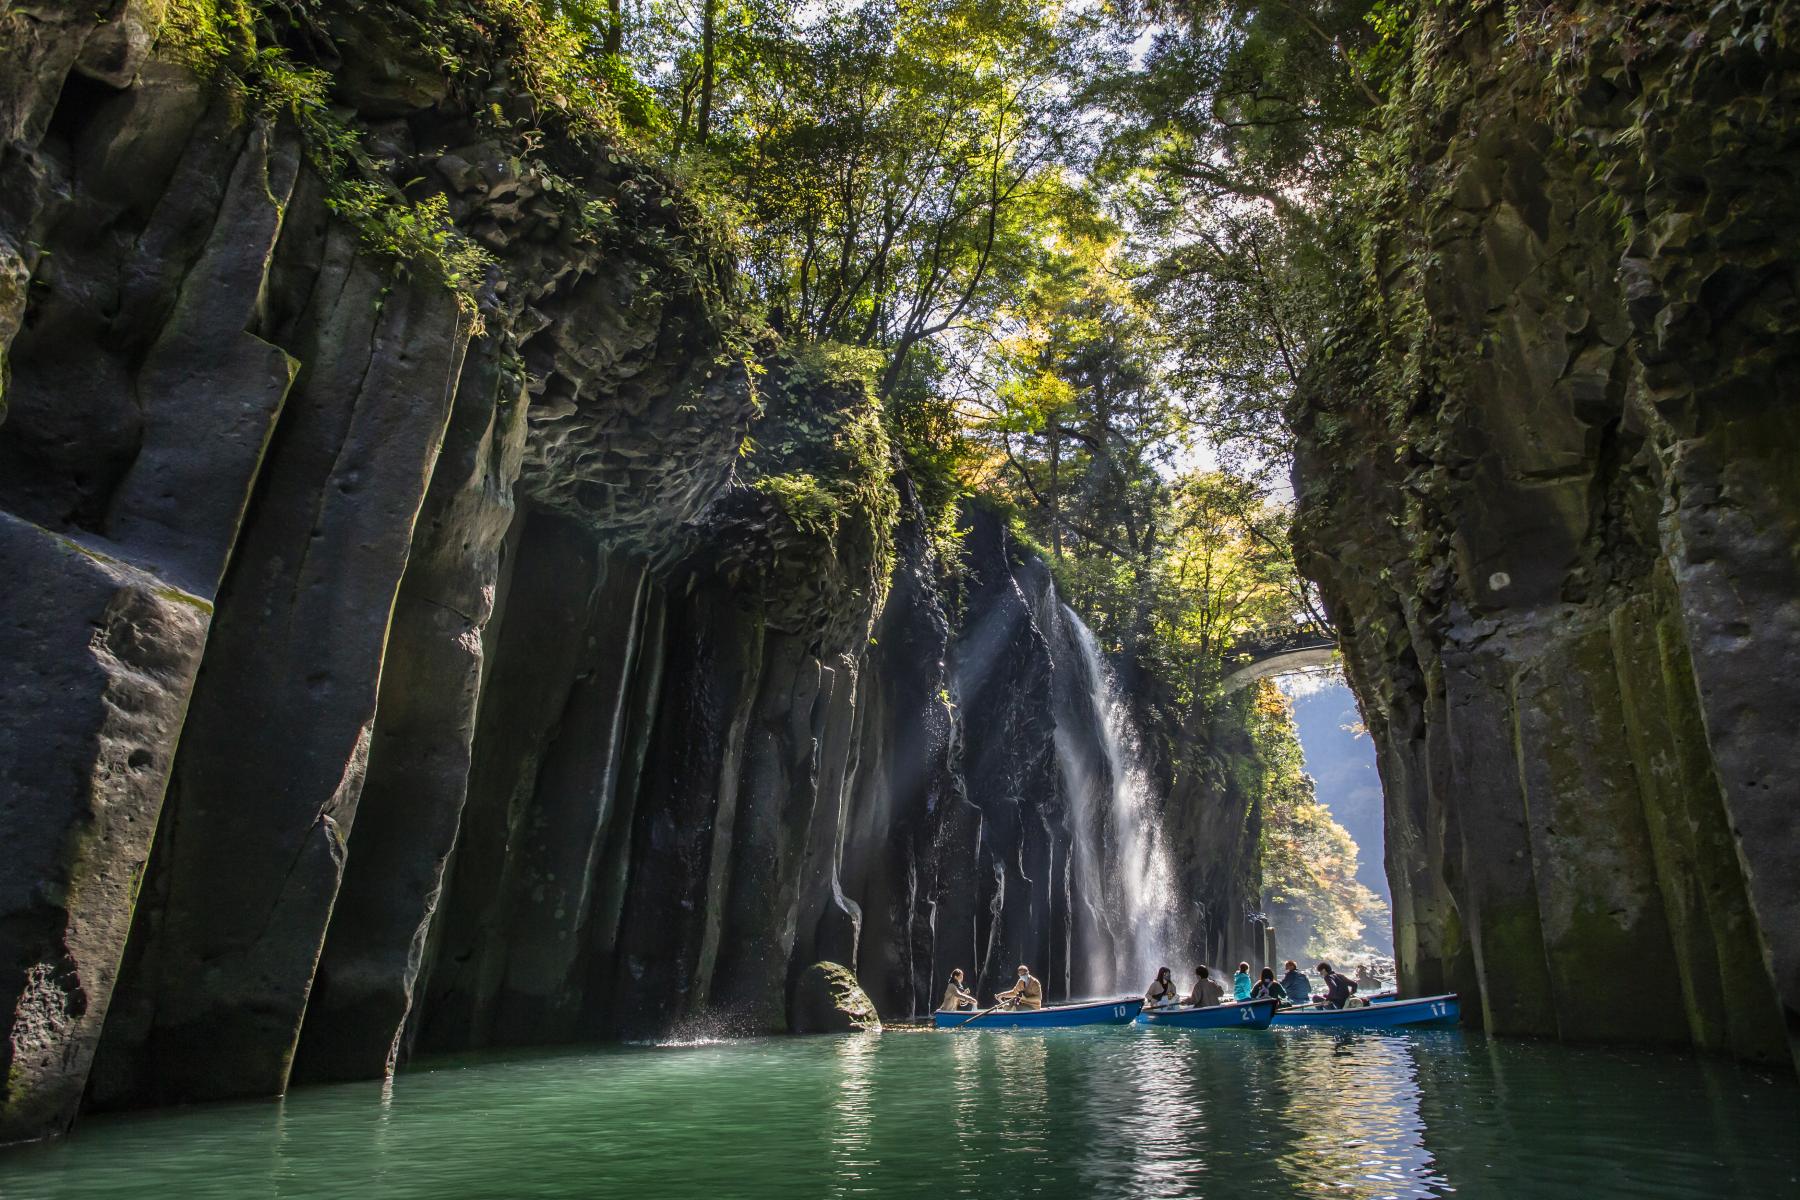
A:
<box><xmin>2</xmin><ymin>1023</ymin><xmax>1796</xmax><ymax>1199</ymax></box>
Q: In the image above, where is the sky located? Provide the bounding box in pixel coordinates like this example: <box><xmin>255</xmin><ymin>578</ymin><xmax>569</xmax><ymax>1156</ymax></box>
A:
<box><xmin>1276</xmin><ymin>668</ymin><xmax>1390</xmax><ymax>951</ymax></box>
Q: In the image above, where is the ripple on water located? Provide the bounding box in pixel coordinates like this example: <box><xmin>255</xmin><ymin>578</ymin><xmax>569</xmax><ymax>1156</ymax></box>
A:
<box><xmin>0</xmin><ymin>1029</ymin><xmax>1795</xmax><ymax>1199</ymax></box>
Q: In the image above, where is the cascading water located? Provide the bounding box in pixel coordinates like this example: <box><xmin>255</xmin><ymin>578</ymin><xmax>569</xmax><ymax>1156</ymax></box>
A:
<box><xmin>1057</xmin><ymin>606</ymin><xmax>1196</xmax><ymax>994</ymax></box>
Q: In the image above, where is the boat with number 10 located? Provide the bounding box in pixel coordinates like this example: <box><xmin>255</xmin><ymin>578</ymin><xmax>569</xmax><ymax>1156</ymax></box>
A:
<box><xmin>933</xmin><ymin>997</ymin><xmax>1145</xmax><ymax>1029</ymax></box>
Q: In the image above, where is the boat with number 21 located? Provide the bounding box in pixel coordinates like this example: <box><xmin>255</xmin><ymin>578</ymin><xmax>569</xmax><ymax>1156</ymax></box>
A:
<box><xmin>1137</xmin><ymin>998</ymin><xmax>1278</xmax><ymax>1029</ymax></box>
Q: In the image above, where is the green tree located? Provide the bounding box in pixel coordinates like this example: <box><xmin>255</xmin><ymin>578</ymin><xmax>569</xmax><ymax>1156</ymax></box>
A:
<box><xmin>1251</xmin><ymin>682</ymin><xmax>1387</xmax><ymax>961</ymax></box>
<box><xmin>1093</xmin><ymin>0</ymin><xmax>1406</xmax><ymax>474</ymax></box>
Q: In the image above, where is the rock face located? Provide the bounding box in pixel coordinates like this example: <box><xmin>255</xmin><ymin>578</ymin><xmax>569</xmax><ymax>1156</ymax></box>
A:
<box><xmin>1290</xmin><ymin>2</ymin><xmax>1799</xmax><ymax>1070</ymax></box>
<box><xmin>0</xmin><ymin>0</ymin><xmax>1271</xmax><ymax>1144</ymax></box>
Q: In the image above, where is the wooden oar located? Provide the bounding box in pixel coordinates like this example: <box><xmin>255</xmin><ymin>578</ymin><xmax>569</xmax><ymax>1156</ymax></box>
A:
<box><xmin>954</xmin><ymin>999</ymin><xmax>1015</xmax><ymax>1028</ymax></box>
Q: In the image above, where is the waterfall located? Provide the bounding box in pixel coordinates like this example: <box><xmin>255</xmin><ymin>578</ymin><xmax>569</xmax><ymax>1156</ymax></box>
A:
<box><xmin>1058</xmin><ymin>606</ymin><xmax>1195</xmax><ymax>994</ymax></box>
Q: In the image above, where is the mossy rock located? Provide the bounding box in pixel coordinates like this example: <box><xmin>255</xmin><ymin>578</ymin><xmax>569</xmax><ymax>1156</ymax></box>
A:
<box><xmin>789</xmin><ymin>962</ymin><xmax>882</xmax><ymax>1035</ymax></box>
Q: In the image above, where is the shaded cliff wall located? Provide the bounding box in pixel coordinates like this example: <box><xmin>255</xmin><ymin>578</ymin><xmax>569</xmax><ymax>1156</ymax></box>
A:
<box><xmin>1163</xmin><ymin>691</ymin><xmax>1275</xmax><ymax>976</ymax></box>
<box><xmin>0</xmin><ymin>1</ymin><xmax>1267</xmax><ymax>1144</ymax></box>
<box><xmin>0</xmin><ymin>0</ymin><xmax>761</xmax><ymax>1134</ymax></box>
<box><xmin>1290</xmin><ymin>2</ymin><xmax>1798</xmax><ymax>1070</ymax></box>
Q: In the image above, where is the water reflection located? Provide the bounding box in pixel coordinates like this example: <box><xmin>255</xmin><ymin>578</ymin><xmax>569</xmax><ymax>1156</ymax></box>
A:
<box><xmin>1116</xmin><ymin>1029</ymin><xmax>1210</xmax><ymax>1195</ymax></box>
<box><xmin>828</xmin><ymin>1033</ymin><xmax>878</xmax><ymax>1195</ymax></box>
<box><xmin>989</xmin><ymin>1033</ymin><xmax>1052</xmax><ymax>1173</ymax></box>
<box><xmin>2</xmin><ymin>1030</ymin><xmax>1796</xmax><ymax>1199</ymax></box>
<box><xmin>1272</xmin><ymin>1033</ymin><xmax>1442</xmax><ymax>1198</ymax></box>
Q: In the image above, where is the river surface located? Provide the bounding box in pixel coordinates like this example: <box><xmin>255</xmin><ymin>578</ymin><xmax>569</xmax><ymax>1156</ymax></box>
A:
<box><xmin>3</xmin><ymin>1024</ymin><xmax>1795</xmax><ymax>1199</ymax></box>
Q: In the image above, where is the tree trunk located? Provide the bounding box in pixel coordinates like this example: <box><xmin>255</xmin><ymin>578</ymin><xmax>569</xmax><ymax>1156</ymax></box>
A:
<box><xmin>1047</xmin><ymin>423</ymin><xmax>1062</xmax><ymax>560</ymax></box>
<box><xmin>605</xmin><ymin>0</ymin><xmax>622</xmax><ymax>56</ymax></box>
<box><xmin>697</xmin><ymin>0</ymin><xmax>718</xmax><ymax>142</ymax></box>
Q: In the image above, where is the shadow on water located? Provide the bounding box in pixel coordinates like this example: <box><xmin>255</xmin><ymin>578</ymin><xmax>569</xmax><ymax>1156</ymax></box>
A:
<box><xmin>1</xmin><ymin>1030</ymin><xmax>1796</xmax><ymax>1198</ymax></box>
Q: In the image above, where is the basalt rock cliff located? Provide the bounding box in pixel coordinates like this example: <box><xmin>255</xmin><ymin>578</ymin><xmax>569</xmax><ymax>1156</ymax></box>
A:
<box><xmin>0</xmin><ymin>0</ymin><xmax>1271</xmax><ymax>1144</ymax></box>
<box><xmin>1291</xmin><ymin>1</ymin><xmax>1799</xmax><ymax>1071</ymax></box>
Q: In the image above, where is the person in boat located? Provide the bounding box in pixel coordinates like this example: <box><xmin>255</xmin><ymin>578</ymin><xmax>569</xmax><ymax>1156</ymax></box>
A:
<box><xmin>1315</xmin><ymin>961</ymin><xmax>1358</xmax><ymax>1009</ymax></box>
<box><xmin>1279</xmin><ymin>959</ymin><xmax>1312</xmax><ymax>1007</ymax></box>
<box><xmin>940</xmin><ymin>968</ymin><xmax>976</xmax><ymax>1012</ymax></box>
<box><xmin>1145</xmin><ymin>966</ymin><xmax>1182</xmax><ymax>1008</ymax></box>
<box><xmin>1232</xmin><ymin>962</ymin><xmax>1254</xmax><ymax>1002</ymax></box>
<box><xmin>1187</xmin><ymin>965</ymin><xmax>1225</xmax><ymax>1008</ymax></box>
<box><xmin>994</xmin><ymin>963</ymin><xmax>1043</xmax><ymax>1010</ymax></box>
<box><xmin>1249</xmin><ymin>967</ymin><xmax>1287</xmax><ymax>1004</ymax></box>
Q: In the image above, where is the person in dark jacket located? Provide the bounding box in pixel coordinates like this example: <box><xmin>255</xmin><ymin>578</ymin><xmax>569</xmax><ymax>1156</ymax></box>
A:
<box><xmin>1280</xmin><ymin>960</ymin><xmax>1312</xmax><ymax>1007</ymax></box>
<box><xmin>1316</xmin><ymin>961</ymin><xmax>1358</xmax><ymax>1009</ymax></box>
<box><xmin>1249</xmin><ymin>967</ymin><xmax>1287</xmax><ymax>1003</ymax></box>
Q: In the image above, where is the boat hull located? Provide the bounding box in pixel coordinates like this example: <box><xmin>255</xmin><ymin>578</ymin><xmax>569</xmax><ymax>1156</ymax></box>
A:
<box><xmin>1138</xmin><ymin>999</ymin><xmax>1276</xmax><ymax>1030</ymax></box>
<box><xmin>1271</xmin><ymin>994</ymin><xmax>1459</xmax><ymax>1030</ymax></box>
<box><xmin>934</xmin><ymin>997</ymin><xmax>1144</xmax><ymax>1029</ymax></box>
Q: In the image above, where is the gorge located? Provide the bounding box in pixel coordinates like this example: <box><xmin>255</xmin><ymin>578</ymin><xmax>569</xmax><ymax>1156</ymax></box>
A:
<box><xmin>1</xmin><ymin>0</ymin><xmax>1797</xmax><ymax>1165</ymax></box>
<box><xmin>0</xmin><ymin>0</ymin><xmax>1280</xmax><ymax>1144</ymax></box>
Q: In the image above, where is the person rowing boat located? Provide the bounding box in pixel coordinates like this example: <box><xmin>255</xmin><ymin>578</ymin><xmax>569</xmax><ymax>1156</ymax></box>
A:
<box><xmin>1315</xmin><ymin>960</ymin><xmax>1358</xmax><ymax>1009</ymax></box>
<box><xmin>993</xmin><ymin>963</ymin><xmax>1043</xmax><ymax>1010</ymax></box>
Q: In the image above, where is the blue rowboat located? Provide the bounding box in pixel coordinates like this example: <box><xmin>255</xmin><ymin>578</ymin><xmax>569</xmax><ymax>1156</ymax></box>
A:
<box><xmin>1137</xmin><ymin>998</ymin><xmax>1277</xmax><ymax>1029</ymax></box>
<box><xmin>934</xmin><ymin>997</ymin><xmax>1144</xmax><ymax>1029</ymax></box>
<box><xmin>1271</xmin><ymin>993</ymin><xmax>1459</xmax><ymax>1030</ymax></box>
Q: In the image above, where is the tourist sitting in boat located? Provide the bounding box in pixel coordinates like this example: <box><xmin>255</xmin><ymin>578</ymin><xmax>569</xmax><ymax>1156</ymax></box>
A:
<box><xmin>1249</xmin><ymin>967</ymin><xmax>1287</xmax><ymax>1004</ymax></box>
<box><xmin>1187</xmin><ymin>965</ymin><xmax>1224</xmax><ymax>1007</ymax></box>
<box><xmin>940</xmin><ymin>968</ymin><xmax>975</xmax><ymax>1012</ymax></box>
<box><xmin>1145</xmin><ymin>967</ymin><xmax>1182</xmax><ymax>1007</ymax></box>
<box><xmin>1315</xmin><ymin>961</ymin><xmax>1359</xmax><ymax>1009</ymax></box>
<box><xmin>993</xmin><ymin>964</ymin><xmax>1043</xmax><ymax>1010</ymax></box>
<box><xmin>1279</xmin><ymin>960</ymin><xmax>1312</xmax><ymax>1007</ymax></box>
<box><xmin>1232</xmin><ymin>962</ymin><xmax>1253</xmax><ymax>1001</ymax></box>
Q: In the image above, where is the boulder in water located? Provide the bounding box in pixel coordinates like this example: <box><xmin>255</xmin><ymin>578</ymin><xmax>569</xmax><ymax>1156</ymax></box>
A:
<box><xmin>789</xmin><ymin>963</ymin><xmax>882</xmax><ymax>1034</ymax></box>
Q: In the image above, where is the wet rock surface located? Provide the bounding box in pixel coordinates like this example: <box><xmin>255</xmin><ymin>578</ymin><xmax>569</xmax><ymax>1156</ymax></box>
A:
<box><xmin>1290</xmin><ymin>3</ymin><xmax>1799</xmax><ymax>1070</ymax></box>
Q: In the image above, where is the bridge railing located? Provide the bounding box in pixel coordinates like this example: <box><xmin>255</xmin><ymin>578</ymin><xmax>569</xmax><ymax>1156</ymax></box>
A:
<box><xmin>1226</xmin><ymin>621</ymin><xmax>1335</xmax><ymax>661</ymax></box>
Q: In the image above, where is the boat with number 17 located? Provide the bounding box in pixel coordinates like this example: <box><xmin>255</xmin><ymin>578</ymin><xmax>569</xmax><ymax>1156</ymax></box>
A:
<box><xmin>1270</xmin><ymin>993</ymin><xmax>1460</xmax><ymax>1029</ymax></box>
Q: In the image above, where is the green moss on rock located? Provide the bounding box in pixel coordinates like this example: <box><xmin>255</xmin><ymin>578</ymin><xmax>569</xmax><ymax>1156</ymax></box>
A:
<box><xmin>789</xmin><ymin>962</ymin><xmax>882</xmax><ymax>1034</ymax></box>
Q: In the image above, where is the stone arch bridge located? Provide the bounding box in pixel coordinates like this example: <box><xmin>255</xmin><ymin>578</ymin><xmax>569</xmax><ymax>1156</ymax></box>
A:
<box><xmin>1220</xmin><ymin>622</ymin><xmax>1338</xmax><ymax>693</ymax></box>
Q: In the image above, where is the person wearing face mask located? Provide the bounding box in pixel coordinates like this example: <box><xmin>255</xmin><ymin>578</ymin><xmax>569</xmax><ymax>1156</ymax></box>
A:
<box><xmin>993</xmin><ymin>963</ymin><xmax>1043</xmax><ymax>1010</ymax></box>
<box><xmin>1144</xmin><ymin>966</ymin><xmax>1181</xmax><ymax>1008</ymax></box>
